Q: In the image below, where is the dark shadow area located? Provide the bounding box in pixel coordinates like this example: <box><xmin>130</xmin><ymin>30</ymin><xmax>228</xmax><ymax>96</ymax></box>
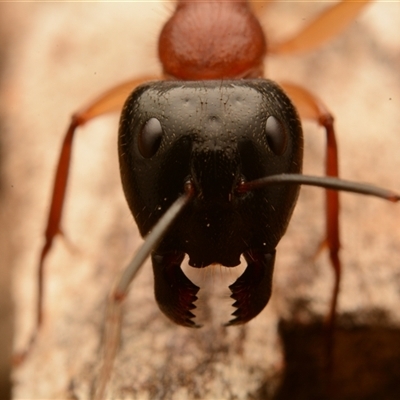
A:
<box><xmin>272</xmin><ymin>317</ymin><xmax>400</xmax><ymax>400</ymax></box>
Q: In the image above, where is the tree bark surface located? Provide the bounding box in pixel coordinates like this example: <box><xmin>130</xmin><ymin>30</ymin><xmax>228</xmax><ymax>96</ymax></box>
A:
<box><xmin>2</xmin><ymin>2</ymin><xmax>400</xmax><ymax>399</ymax></box>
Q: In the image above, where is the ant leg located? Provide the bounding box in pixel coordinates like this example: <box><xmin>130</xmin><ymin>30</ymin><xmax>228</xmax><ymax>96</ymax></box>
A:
<box><xmin>269</xmin><ymin>0</ymin><xmax>372</xmax><ymax>54</ymax></box>
<box><xmin>280</xmin><ymin>82</ymin><xmax>340</xmax><ymax>336</ymax></box>
<box><xmin>14</xmin><ymin>75</ymin><xmax>159</xmax><ymax>365</ymax></box>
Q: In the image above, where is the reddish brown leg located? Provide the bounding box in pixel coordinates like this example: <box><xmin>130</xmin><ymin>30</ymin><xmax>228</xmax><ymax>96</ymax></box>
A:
<box><xmin>269</xmin><ymin>0</ymin><xmax>372</xmax><ymax>55</ymax></box>
<box><xmin>269</xmin><ymin>0</ymin><xmax>372</xmax><ymax>334</ymax></box>
<box><xmin>280</xmin><ymin>82</ymin><xmax>340</xmax><ymax>370</ymax></box>
<box><xmin>14</xmin><ymin>75</ymin><xmax>159</xmax><ymax>365</ymax></box>
<box><xmin>259</xmin><ymin>1</ymin><xmax>373</xmax><ymax>328</ymax></box>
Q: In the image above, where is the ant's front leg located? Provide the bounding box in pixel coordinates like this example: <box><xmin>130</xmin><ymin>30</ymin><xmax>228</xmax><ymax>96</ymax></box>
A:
<box><xmin>15</xmin><ymin>75</ymin><xmax>159</xmax><ymax>365</ymax></box>
<box><xmin>280</xmin><ymin>82</ymin><xmax>341</xmax><ymax>370</ymax></box>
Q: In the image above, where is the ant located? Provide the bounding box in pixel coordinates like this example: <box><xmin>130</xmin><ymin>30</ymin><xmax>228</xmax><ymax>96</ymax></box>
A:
<box><xmin>10</xmin><ymin>0</ymin><xmax>400</xmax><ymax>400</ymax></box>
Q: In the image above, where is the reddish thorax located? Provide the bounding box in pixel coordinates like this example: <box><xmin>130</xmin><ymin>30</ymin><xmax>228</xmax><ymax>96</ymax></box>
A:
<box><xmin>158</xmin><ymin>0</ymin><xmax>267</xmax><ymax>80</ymax></box>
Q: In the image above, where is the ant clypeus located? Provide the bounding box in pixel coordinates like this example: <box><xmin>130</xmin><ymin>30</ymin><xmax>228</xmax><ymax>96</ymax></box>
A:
<box><xmin>9</xmin><ymin>1</ymin><xmax>400</xmax><ymax>399</ymax></box>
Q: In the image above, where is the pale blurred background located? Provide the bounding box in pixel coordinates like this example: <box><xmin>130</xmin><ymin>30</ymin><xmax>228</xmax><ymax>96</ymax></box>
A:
<box><xmin>1</xmin><ymin>2</ymin><xmax>400</xmax><ymax>399</ymax></box>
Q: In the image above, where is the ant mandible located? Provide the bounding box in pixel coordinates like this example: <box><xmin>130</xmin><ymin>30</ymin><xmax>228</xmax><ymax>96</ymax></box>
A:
<box><xmin>13</xmin><ymin>1</ymin><xmax>400</xmax><ymax>399</ymax></box>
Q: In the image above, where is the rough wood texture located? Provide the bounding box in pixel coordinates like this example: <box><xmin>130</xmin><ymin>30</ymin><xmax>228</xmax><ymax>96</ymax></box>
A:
<box><xmin>2</xmin><ymin>2</ymin><xmax>400</xmax><ymax>399</ymax></box>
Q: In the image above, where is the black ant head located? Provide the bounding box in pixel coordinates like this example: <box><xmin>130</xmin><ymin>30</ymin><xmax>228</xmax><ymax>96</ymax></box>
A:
<box><xmin>118</xmin><ymin>80</ymin><xmax>303</xmax><ymax>325</ymax></box>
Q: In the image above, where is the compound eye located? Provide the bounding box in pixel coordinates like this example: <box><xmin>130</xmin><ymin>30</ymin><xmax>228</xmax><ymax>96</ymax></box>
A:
<box><xmin>138</xmin><ymin>118</ymin><xmax>163</xmax><ymax>158</ymax></box>
<box><xmin>265</xmin><ymin>115</ymin><xmax>288</xmax><ymax>155</ymax></box>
